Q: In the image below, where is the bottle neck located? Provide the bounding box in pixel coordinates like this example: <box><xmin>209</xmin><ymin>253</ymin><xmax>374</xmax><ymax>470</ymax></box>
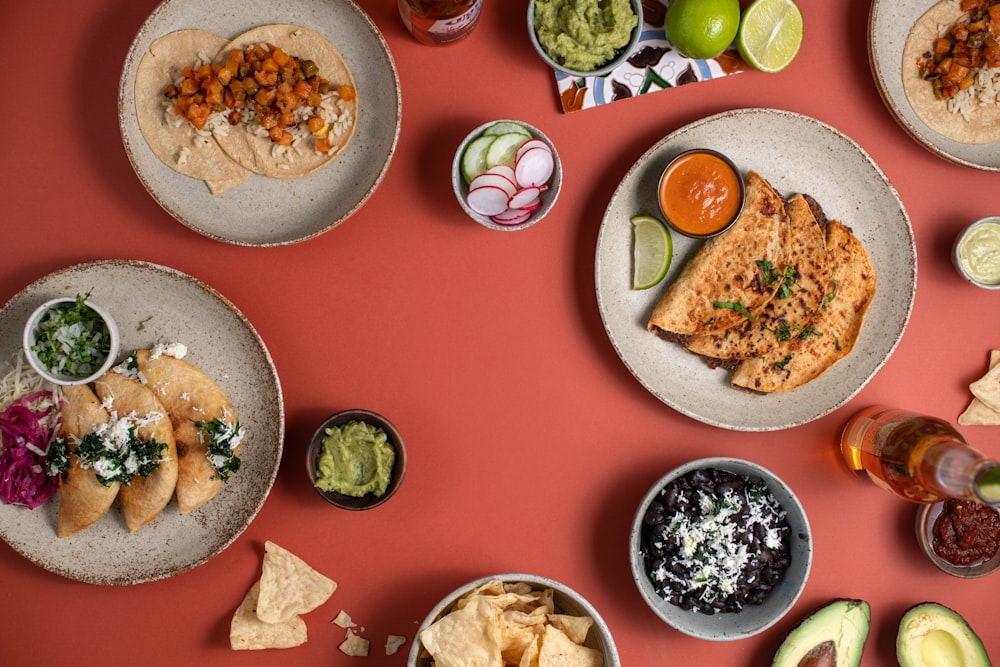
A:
<box><xmin>923</xmin><ymin>440</ymin><xmax>997</xmax><ymax>502</ymax></box>
<box><xmin>973</xmin><ymin>461</ymin><xmax>1000</xmax><ymax>505</ymax></box>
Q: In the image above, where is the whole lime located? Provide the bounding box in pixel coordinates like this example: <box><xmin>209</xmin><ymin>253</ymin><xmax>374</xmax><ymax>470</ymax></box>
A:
<box><xmin>664</xmin><ymin>0</ymin><xmax>741</xmax><ymax>60</ymax></box>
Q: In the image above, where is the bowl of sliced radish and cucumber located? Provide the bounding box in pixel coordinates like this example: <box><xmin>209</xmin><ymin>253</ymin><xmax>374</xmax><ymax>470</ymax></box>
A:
<box><xmin>452</xmin><ymin>120</ymin><xmax>561</xmax><ymax>231</ymax></box>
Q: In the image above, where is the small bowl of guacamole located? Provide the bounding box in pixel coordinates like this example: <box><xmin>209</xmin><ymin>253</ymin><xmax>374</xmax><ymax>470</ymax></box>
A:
<box><xmin>528</xmin><ymin>0</ymin><xmax>643</xmax><ymax>77</ymax></box>
<box><xmin>306</xmin><ymin>409</ymin><xmax>406</xmax><ymax>510</ymax></box>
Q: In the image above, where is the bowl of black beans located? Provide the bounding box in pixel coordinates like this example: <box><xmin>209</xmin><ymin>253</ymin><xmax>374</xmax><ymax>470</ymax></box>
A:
<box><xmin>629</xmin><ymin>457</ymin><xmax>812</xmax><ymax>641</ymax></box>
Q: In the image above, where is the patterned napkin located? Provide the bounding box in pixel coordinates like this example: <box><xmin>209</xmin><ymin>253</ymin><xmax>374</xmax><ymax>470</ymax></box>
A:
<box><xmin>553</xmin><ymin>0</ymin><xmax>745</xmax><ymax>113</ymax></box>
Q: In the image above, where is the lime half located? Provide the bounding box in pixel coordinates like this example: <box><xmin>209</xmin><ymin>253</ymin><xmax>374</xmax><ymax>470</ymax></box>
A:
<box><xmin>976</xmin><ymin>464</ymin><xmax>1000</xmax><ymax>503</ymax></box>
<box><xmin>736</xmin><ymin>0</ymin><xmax>803</xmax><ymax>73</ymax></box>
<box><xmin>632</xmin><ymin>215</ymin><xmax>672</xmax><ymax>290</ymax></box>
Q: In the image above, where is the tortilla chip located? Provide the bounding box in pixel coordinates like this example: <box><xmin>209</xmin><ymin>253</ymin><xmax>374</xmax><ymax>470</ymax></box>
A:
<box><xmin>211</xmin><ymin>24</ymin><xmax>357</xmax><ymax>179</ymax></box>
<box><xmin>93</xmin><ymin>371</ymin><xmax>178</xmax><ymax>532</ymax></box>
<box><xmin>256</xmin><ymin>541</ymin><xmax>336</xmax><ymax>623</ymax></box>
<box><xmin>339</xmin><ymin>629</ymin><xmax>370</xmax><ymax>657</ymax></box>
<box><xmin>385</xmin><ymin>634</ymin><xmax>407</xmax><ymax>656</ymax></box>
<box><xmin>731</xmin><ymin>220</ymin><xmax>876</xmax><ymax>392</ymax></box>
<box><xmin>538</xmin><ymin>625</ymin><xmax>603</xmax><ymax>667</ymax></box>
<box><xmin>230</xmin><ymin>581</ymin><xmax>308</xmax><ymax>650</ymax></box>
<box><xmin>685</xmin><ymin>192</ymin><xmax>827</xmax><ymax>359</ymax></box>
<box><xmin>647</xmin><ymin>171</ymin><xmax>787</xmax><ymax>335</ymax></box>
<box><xmin>420</xmin><ymin>596</ymin><xmax>503</xmax><ymax>666</ymax></box>
<box><xmin>901</xmin><ymin>1</ymin><xmax>1000</xmax><ymax>144</ymax></box>
<box><xmin>959</xmin><ymin>350</ymin><xmax>1000</xmax><ymax>424</ymax></box>
<box><xmin>134</xmin><ymin>30</ymin><xmax>252</xmax><ymax>186</ymax></box>
<box><xmin>332</xmin><ymin>609</ymin><xmax>355</xmax><ymax>628</ymax></box>
<box><xmin>547</xmin><ymin>614</ymin><xmax>594</xmax><ymax>646</ymax></box>
<box><xmin>56</xmin><ymin>385</ymin><xmax>118</xmax><ymax>538</ymax></box>
<box><xmin>969</xmin><ymin>349</ymin><xmax>1000</xmax><ymax>414</ymax></box>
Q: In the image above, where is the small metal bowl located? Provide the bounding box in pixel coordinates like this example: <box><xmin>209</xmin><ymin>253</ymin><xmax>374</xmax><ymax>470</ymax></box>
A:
<box><xmin>527</xmin><ymin>0</ymin><xmax>643</xmax><ymax>78</ymax></box>
<box><xmin>408</xmin><ymin>573</ymin><xmax>620</xmax><ymax>666</ymax></box>
<box><xmin>915</xmin><ymin>501</ymin><xmax>1000</xmax><ymax>578</ymax></box>
<box><xmin>629</xmin><ymin>457</ymin><xmax>812</xmax><ymax>641</ymax></box>
<box><xmin>452</xmin><ymin>119</ymin><xmax>562</xmax><ymax>232</ymax></box>
<box><xmin>658</xmin><ymin>149</ymin><xmax>746</xmax><ymax>239</ymax></box>
<box><xmin>22</xmin><ymin>297</ymin><xmax>120</xmax><ymax>386</ymax></box>
<box><xmin>953</xmin><ymin>216</ymin><xmax>1000</xmax><ymax>290</ymax></box>
<box><xmin>306</xmin><ymin>409</ymin><xmax>406</xmax><ymax>510</ymax></box>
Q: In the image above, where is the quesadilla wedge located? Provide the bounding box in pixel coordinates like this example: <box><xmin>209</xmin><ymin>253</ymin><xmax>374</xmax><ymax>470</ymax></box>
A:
<box><xmin>134</xmin><ymin>349</ymin><xmax>243</xmax><ymax>514</ymax></box>
<box><xmin>134</xmin><ymin>29</ymin><xmax>252</xmax><ymax>192</ymax></box>
<box><xmin>647</xmin><ymin>171</ymin><xmax>787</xmax><ymax>336</ymax></box>
<box><xmin>210</xmin><ymin>24</ymin><xmax>357</xmax><ymax>179</ymax></box>
<box><xmin>57</xmin><ymin>385</ymin><xmax>117</xmax><ymax>538</ymax></box>
<box><xmin>93</xmin><ymin>372</ymin><xmax>178</xmax><ymax>532</ymax></box>
<box><xmin>731</xmin><ymin>219</ymin><xmax>876</xmax><ymax>393</ymax></box>
<box><xmin>901</xmin><ymin>1</ymin><xmax>1000</xmax><ymax>145</ymax></box>
<box><xmin>684</xmin><ymin>193</ymin><xmax>828</xmax><ymax>359</ymax></box>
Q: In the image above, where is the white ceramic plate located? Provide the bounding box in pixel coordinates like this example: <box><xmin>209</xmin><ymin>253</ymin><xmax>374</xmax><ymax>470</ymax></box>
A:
<box><xmin>869</xmin><ymin>0</ymin><xmax>1000</xmax><ymax>171</ymax></box>
<box><xmin>0</xmin><ymin>260</ymin><xmax>283</xmax><ymax>584</ymax></box>
<box><xmin>119</xmin><ymin>0</ymin><xmax>401</xmax><ymax>246</ymax></box>
<box><xmin>595</xmin><ymin>108</ymin><xmax>916</xmax><ymax>431</ymax></box>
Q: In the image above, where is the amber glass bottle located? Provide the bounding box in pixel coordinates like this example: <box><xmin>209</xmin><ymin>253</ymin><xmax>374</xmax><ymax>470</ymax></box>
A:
<box><xmin>841</xmin><ymin>406</ymin><xmax>1000</xmax><ymax>504</ymax></box>
<box><xmin>398</xmin><ymin>0</ymin><xmax>482</xmax><ymax>46</ymax></box>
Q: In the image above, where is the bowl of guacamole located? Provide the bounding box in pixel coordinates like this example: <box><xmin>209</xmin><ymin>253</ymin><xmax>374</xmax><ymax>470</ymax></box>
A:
<box><xmin>528</xmin><ymin>0</ymin><xmax>642</xmax><ymax>77</ymax></box>
<box><xmin>306</xmin><ymin>409</ymin><xmax>406</xmax><ymax>510</ymax></box>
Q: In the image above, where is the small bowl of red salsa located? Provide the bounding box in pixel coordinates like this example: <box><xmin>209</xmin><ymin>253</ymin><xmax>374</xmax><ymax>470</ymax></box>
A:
<box><xmin>916</xmin><ymin>499</ymin><xmax>1000</xmax><ymax>578</ymax></box>
<box><xmin>658</xmin><ymin>149</ymin><xmax>745</xmax><ymax>239</ymax></box>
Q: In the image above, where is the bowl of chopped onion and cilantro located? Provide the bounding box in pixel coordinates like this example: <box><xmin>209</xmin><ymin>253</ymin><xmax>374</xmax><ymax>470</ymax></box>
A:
<box><xmin>22</xmin><ymin>293</ymin><xmax>119</xmax><ymax>385</ymax></box>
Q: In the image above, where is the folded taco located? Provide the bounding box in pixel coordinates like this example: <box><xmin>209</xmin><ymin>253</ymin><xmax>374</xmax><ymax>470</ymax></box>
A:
<box><xmin>901</xmin><ymin>1</ymin><xmax>1000</xmax><ymax>144</ymax></box>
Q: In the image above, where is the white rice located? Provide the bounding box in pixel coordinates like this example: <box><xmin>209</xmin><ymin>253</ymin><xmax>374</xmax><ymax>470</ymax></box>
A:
<box><xmin>948</xmin><ymin>66</ymin><xmax>1000</xmax><ymax>122</ymax></box>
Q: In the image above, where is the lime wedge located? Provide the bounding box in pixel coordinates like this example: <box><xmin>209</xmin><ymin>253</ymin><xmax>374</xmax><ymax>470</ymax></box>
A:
<box><xmin>631</xmin><ymin>215</ymin><xmax>672</xmax><ymax>290</ymax></box>
<box><xmin>976</xmin><ymin>464</ymin><xmax>1000</xmax><ymax>503</ymax></box>
<box><xmin>736</xmin><ymin>0</ymin><xmax>803</xmax><ymax>73</ymax></box>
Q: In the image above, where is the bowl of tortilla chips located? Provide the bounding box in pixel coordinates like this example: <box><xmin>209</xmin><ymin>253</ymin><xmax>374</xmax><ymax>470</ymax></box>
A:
<box><xmin>408</xmin><ymin>574</ymin><xmax>619</xmax><ymax>666</ymax></box>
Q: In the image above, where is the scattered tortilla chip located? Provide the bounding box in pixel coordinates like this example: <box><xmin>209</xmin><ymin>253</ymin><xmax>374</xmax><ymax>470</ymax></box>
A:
<box><xmin>230</xmin><ymin>581</ymin><xmax>308</xmax><ymax>650</ymax></box>
<box><xmin>257</xmin><ymin>541</ymin><xmax>337</xmax><ymax>623</ymax></box>
<box><xmin>332</xmin><ymin>610</ymin><xmax>356</xmax><ymax>628</ymax></box>
<box><xmin>960</xmin><ymin>350</ymin><xmax>1000</xmax><ymax>425</ymax></box>
<box><xmin>385</xmin><ymin>634</ymin><xmax>407</xmax><ymax>656</ymax></box>
<box><xmin>969</xmin><ymin>350</ymin><xmax>1000</xmax><ymax>414</ymax></box>
<box><xmin>339</xmin><ymin>629</ymin><xmax>370</xmax><ymax>657</ymax></box>
<box><xmin>537</xmin><ymin>625</ymin><xmax>603</xmax><ymax>667</ymax></box>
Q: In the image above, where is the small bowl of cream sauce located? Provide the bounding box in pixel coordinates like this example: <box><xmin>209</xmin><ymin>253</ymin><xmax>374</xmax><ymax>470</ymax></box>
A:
<box><xmin>954</xmin><ymin>216</ymin><xmax>1000</xmax><ymax>290</ymax></box>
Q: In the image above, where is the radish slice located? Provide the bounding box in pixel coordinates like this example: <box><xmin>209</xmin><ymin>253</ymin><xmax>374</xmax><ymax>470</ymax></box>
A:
<box><xmin>467</xmin><ymin>185</ymin><xmax>515</xmax><ymax>216</ymax></box>
<box><xmin>486</xmin><ymin>164</ymin><xmax>517</xmax><ymax>183</ymax></box>
<box><xmin>517</xmin><ymin>199</ymin><xmax>543</xmax><ymax>212</ymax></box>
<box><xmin>515</xmin><ymin>139</ymin><xmax>550</xmax><ymax>162</ymax></box>
<box><xmin>514</xmin><ymin>147</ymin><xmax>554</xmax><ymax>188</ymax></box>
<box><xmin>469</xmin><ymin>172</ymin><xmax>516</xmax><ymax>197</ymax></box>
<box><xmin>491</xmin><ymin>209</ymin><xmax>532</xmax><ymax>226</ymax></box>
<box><xmin>508</xmin><ymin>186</ymin><xmax>542</xmax><ymax>209</ymax></box>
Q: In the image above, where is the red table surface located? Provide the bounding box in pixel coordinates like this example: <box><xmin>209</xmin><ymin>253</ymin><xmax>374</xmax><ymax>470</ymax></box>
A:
<box><xmin>2</xmin><ymin>1</ymin><xmax>999</xmax><ymax>665</ymax></box>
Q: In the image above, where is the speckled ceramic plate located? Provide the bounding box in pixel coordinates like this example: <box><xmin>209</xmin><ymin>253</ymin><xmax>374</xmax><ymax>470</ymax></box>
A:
<box><xmin>869</xmin><ymin>0</ymin><xmax>1000</xmax><ymax>171</ymax></box>
<box><xmin>595</xmin><ymin>108</ymin><xmax>916</xmax><ymax>431</ymax></box>
<box><xmin>0</xmin><ymin>260</ymin><xmax>283</xmax><ymax>584</ymax></box>
<box><xmin>119</xmin><ymin>0</ymin><xmax>401</xmax><ymax>246</ymax></box>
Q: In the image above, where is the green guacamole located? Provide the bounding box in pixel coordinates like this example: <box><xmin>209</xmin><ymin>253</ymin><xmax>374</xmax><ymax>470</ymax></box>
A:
<box><xmin>315</xmin><ymin>421</ymin><xmax>395</xmax><ymax>497</ymax></box>
<box><xmin>534</xmin><ymin>0</ymin><xmax>638</xmax><ymax>72</ymax></box>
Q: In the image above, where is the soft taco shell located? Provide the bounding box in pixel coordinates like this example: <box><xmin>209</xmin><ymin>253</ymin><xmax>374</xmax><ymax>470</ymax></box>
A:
<box><xmin>93</xmin><ymin>372</ymin><xmax>178</xmax><ymax>532</ymax></box>
<box><xmin>134</xmin><ymin>349</ymin><xmax>240</xmax><ymax>514</ymax></box>
<box><xmin>901</xmin><ymin>1</ymin><xmax>1000</xmax><ymax>144</ymax></box>
<box><xmin>685</xmin><ymin>193</ymin><xmax>828</xmax><ymax>359</ymax></box>
<box><xmin>647</xmin><ymin>171</ymin><xmax>787</xmax><ymax>336</ymax></box>
<box><xmin>57</xmin><ymin>385</ymin><xmax>117</xmax><ymax>538</ymax></box>
<box><xmin>731</xmin><ymin>220</ymin><xmax>876</xmax><ymax>393</ymax></box>
<box><xmin>134</xmin><ymin>29</ymin><xmax>252</xmax><ymax>188</ymax></box>
<box><xmin>211</xmin><ymin>24</ymin><xmax>357</xmax><ymax>178</ymax></box>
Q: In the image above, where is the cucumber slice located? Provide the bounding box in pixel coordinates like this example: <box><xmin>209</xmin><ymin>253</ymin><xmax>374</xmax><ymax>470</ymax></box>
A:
<box><xmin>483</xmin><ymin>121</ymin><xmax>532</xmax><ymax>138</ymax></box>
<box><xmin>460</xmin><ymin>135</ymin><xmax>497</xmax><ymax>184</ymax></box>
<box><xmin>484</xmin><ymin>133</ymin><xmax>529</xmax><ymax>169</ymax></box>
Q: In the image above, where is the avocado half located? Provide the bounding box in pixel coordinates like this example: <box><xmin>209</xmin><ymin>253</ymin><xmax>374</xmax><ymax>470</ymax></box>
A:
<box><xmin>772</xmin><ymin>599</ymin><xmax>871</xmax><ymax>667</ymax></box>
<box><xmin>897</xmin><ymin>602</ymin><xmax>992</xmax><ymax>667</ymax></box>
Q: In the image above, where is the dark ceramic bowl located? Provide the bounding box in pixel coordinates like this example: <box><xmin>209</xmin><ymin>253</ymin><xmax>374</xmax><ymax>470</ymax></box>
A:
<box><xmin>306</xmin><ymin>409</ymin><xmax>406</xmax><ymax>510</ymax></box>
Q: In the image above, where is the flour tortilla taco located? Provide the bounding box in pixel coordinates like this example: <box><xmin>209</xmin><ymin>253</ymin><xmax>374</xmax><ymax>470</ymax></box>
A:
<box><xmin>134</xmin><ymin>29</ymin><xmax>251</xmax><ymax>192</ymax></box>
<box><xmin>901</xmin><ymin>1</ymin><xmax>1000</xmax><ymax>144</ymax></box>
<box><xmin>210</xmin><ymin>24</ymin><xmax>358</xmax><ymax>179</ymax></box>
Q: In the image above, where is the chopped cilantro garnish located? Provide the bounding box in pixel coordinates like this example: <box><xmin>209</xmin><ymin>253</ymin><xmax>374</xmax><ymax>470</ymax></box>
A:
<box><xmin>757</xmin><ymin>260</ymin><xmax>797</xmax><ymax>299</ymax></box>
<box><xmin>713</xmin><ymin>301</ymin><xmax>755</xmax><ymax>322</ymax></box>
<box><xmin>31</xmin><ymin>291</ymin><xmax>111</xmax><ymax>378</ymax></box>
<box><xmin>195</xmin><ymin>418</ymin><xmax>244</xmax><ymax>482</ymax></box>
<box><xmin>773</xmin><ymin>354</ymin><xmax>795</xmax><ymax>371</ymax></box>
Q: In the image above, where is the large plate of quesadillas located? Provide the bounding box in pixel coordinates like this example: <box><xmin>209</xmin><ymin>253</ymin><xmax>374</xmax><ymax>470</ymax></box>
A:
<box><xmin>0</xmin><ymin>260</ymin><xmax>283</xmax><ymax>584</ymax></box>
<box><xmin>595</xmin><ymin>108</ymin><xmax>916</xmax><ymax>431</ymax></box>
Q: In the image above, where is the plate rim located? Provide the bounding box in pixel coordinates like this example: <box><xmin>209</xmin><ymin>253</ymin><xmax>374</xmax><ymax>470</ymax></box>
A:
<box><xmin>0</xmin><ymin>258</ymin><xmax>284</xmax><ymax>585</ymax></box>
<box><xmin>868</xmin><ymin>0</ymin><xmax>1000</xmax><ymax>172</ymax></box>
<box><xmin>595</xmin><ymin>106</ymin><xmax>916</xmax><ymax>431</ymax></box>
<box><xmin>117</xmin><ymin>0</ymin><xmax>402</xmax><ymax>246</ymax></box>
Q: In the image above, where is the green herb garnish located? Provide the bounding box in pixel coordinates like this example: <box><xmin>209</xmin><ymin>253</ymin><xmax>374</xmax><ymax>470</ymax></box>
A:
<box><xmin>31</xmin><ymin>291</ymin><xmax>110</xmax><ymax>378</ymax></box>
<box><xmin>195</xmin><ymin>418</ymin><xmax>244</xmax><ymax>482</ymax></box>
<box><xmin>75</xmin><ymin>427</ymin><xmax>166</xmax><ymax>487</ymax></box>
<box><xmin>757</xmin><ymin>260</ymin><xmax>797</xmax><ymax>299</ymax></box>
<box><xmin>773</xmin><ymin>354</ymin><xmax>795</xmax><ymax>371</ymax></box>
<box><xmin>713</xmin><ymin>300</ymin><xmax>755</xmax><ymax>322</ymax></box>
